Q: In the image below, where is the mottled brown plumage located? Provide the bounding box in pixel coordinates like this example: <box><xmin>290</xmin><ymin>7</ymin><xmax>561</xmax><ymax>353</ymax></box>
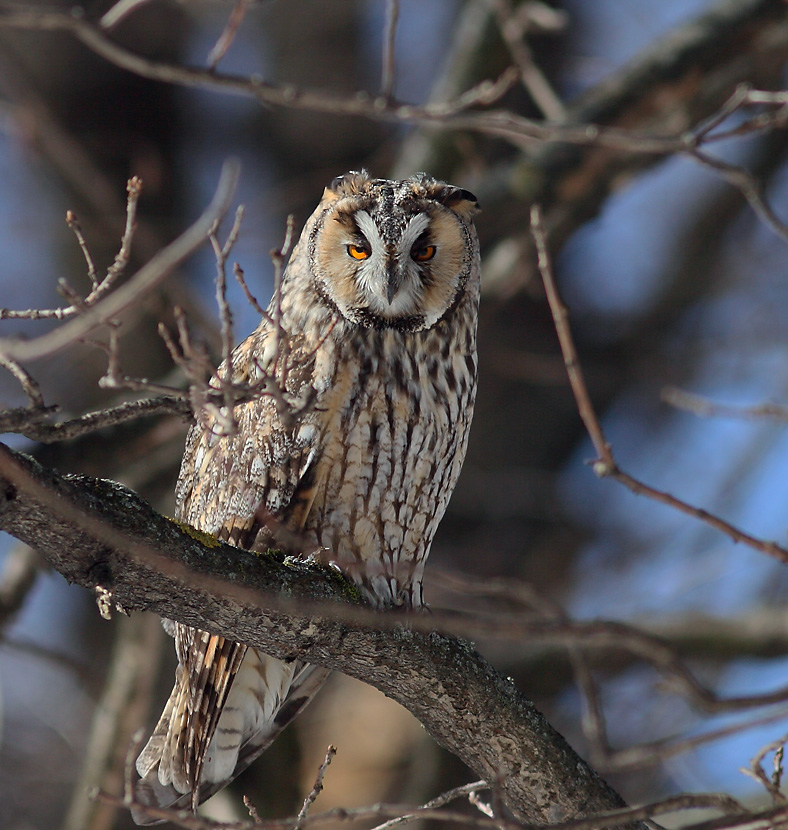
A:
<box><xmin>134</xmin><ymin>171</ymin><xmax>480</xmax><ymax>821</ymax></box>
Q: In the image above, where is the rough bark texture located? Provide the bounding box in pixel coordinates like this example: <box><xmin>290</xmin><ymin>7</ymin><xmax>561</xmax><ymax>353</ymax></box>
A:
<box><xmin>0</xmin><ymin>441</ymin><xmax>636</xmax><ymax>825</ymax></box>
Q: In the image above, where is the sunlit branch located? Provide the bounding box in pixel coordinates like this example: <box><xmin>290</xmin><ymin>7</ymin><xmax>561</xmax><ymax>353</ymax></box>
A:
<box><xmin>530</xmin><ymin>204</ymin><xmax>788</xmax><ymax>569</ymax></box>
<box><xmin>0</xmin><ymin>161</ymin><xmax>239</xmax><ymax>364</ymax></box>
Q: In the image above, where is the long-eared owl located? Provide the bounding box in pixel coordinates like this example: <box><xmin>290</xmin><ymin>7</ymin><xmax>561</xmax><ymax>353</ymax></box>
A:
<box><xmin>134</xmin><ymin>171</ymin><xmax>481</xmax><ymax>821</ymax></box>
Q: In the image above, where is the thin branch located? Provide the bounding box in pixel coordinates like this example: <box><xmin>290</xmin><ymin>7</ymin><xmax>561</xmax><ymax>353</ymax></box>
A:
<box><xmin>530</xmin><ymin>205</ymin><xmax>609</xmax><ymax>458</ymax></box>
<box><xmin>690</xmin><ymin>85</ymin><xmax>788</xmax><ymax>144</ymax></box>
<box><xmin>99</xmin><ymin>787</ymin><xmax>788</xmax><ymax>830</ymax></box>
<box><xmin>100</xmin><ymin>0</ymin><xmax>156</xmax><ymax>29</ymax></box>
<box><xmin>662</xmin><ymin>386</ymin><xmax>788</xmax><ymax>424</ymax></box>
<box><xmin>1</xmin><ymin>176</ymin><xmax>142</xmax><ymax>323</ymax></box>
<box><xmin>369</xmin><ymin>782</ymin><xmax>491</xmax><ymax>830</ymax></box>
<box><xmin>103</xmin><ymin>175</ymin><xmax>143</xmax><ymax>290</ymax></box>
<box><xmin>3</xmin><ymin>396</ymin><xmax>190</xmax><ymax>443</ymax></box>
<box><xmin>0</xmin><ymin>160</ymin><xmax>240</xmax><ymax>363</ymax></box>
<box><xmin>294</xmin><ymin>746</ymin><xmax>336</xmax><ymax>830</ymax></box>
<box><xmin>8</xmin><ymin>0</ymin><xmax>788</xmax><ymax>276</ymax></box>
<box><xmin>599</xmin><ymin>706</ymin><xmax>788</xmax><ymax>773</ymax></box>
<box><xmin>107</xmin><ymin>793</ymin><xmax>512</xmax><ymax>830</ymax></box>
<box><xmin>530</xmin><ymin>204</ymin><xmax>788</xmax><ymax>569</ymax></box>
<box><xmin>740</xmin><ymin>731</ymin><xmax>788</xmax><ymax>803</ymax></box>
<box><xmin>209</xmin><ymin>205</ymin><xmax>245</xmax><ymax>432</ymax></box>
<box><xmin>65</xmin><ymin>210</ymin><xmax>98</xmax><ymax>288</ymax></box>
<box><xmin>486</xmin><ymin>0</ymin><xmax>566</xmax><ymax>120</ymax></box>
<box><xmin>207</xmin><ymin>0</ymin><xmax>255</xmax><ymax>70</ymax></box>
<box><xmin>380</xmin><ymin>0</ymin><xmax>399</xmax><ymax>100</ymax></box>
<box><xmin>0</xmin><ymin>353</ymin><xmax>44</xmax><ymax>408</ymax></box>
<box><xmin>2</xmin><ymin>1</ymin><xmax>788</xmax><ymax>274</ymax></box>
<box><xmin>687</xmin><ymin>147</ymin><xmax>788</xmax><ymax>245</ymax></box>
<box><xmin>468</xmin><ymin>790</ymin><xmax>495</xmax><ymax>821</ymax></box>
<box><xmin>244</xmin><ymin>794</ymin><xmax>264</xmax><ymax>825</ymax></box>
<box><xmin>234</xmin><ymin>263</ymin><xmax>266</xmax><ymax>316</ymax></box>
<box><xmin>0</xmin><ymin>4</ymin><xmax>774</xmax><ymax>155</ymax></box>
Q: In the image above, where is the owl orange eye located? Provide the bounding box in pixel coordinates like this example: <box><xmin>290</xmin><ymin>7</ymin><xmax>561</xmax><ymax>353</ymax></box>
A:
<box><xmin>411</xmin><ymin>244</ymin><xmax>436</xmax><ymax>262</ymax></box>
<box><xmin>347</xmin><ymin>243</ymin><xmax>371</xmax><ymax>260</ymax></box>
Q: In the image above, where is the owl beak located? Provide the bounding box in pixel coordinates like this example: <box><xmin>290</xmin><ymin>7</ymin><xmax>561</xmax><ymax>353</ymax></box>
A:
<box><xmin>385</xmin><ymin>262</ymin><xmax>401</xmax><ymax>304</ymax></box>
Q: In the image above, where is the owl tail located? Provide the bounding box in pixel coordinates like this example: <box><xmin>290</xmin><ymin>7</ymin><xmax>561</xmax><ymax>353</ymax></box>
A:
<box><xmin>132</xmin><ymin>648</ymin><xmax>331</xmax><ymax>825</ymax></box>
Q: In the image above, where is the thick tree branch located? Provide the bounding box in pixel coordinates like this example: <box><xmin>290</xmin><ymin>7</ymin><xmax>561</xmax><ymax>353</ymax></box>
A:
<box><xmin>0</xmin><ymin>440</ymin><xmax>636</xmax><ymax>826</ymax></box>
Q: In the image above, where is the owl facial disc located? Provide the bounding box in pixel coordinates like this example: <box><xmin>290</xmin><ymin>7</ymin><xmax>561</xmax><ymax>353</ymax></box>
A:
<box><xmin>308</xmin><ymin>172</ymin><xmax>479</xmax><ymax>332</ymax></box>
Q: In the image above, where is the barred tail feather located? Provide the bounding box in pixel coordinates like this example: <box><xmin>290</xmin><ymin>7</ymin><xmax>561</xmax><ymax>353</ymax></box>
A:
<box><xmin>133</xmin><ymin>651</ymin><xmax>330</xmax><ymax>825</ymax></box>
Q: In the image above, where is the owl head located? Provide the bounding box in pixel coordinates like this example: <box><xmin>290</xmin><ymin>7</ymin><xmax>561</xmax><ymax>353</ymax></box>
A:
<box><xmin>304</xmin><ymin>171</ymin><xmax>480</xmax><ymax>332</ymax></box>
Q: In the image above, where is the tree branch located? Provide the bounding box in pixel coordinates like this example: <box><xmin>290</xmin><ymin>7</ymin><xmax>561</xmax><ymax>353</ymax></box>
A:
<box><xmin>0</xmin><ymin>440</ymin><xmax>637</xmax><ymax>826</ymax></box>
<box><xmin>0</xmin><ymin>159</ymin><xmax>239</xmax><ymax>364</ymax></box>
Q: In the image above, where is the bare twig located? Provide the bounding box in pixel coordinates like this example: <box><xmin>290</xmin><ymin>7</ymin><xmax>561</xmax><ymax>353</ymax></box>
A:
<box><xmin>294</xmin><ymin>746</ymin><xmax>336</xmax><ymax>830</ymax></box>
<box><xmin>65</xmin><ymin>210</ymin><xmax>98</xmax><ymax>288</ymax></box>
<box><xmin>104</xmin><ymin>792</ymin><xmax>511</xmax><ymax>830</ymax></box>
<box><xmin>369</xmin><ymin>781</ymin><xmax>491</xmax><ymax>830</ymax></box>
<box><xmin>100</xmin><ymin>0</ymin><xmax>156</xmax><ymax>29</ymax></box>
<box><xmin>662</xmin><ymin>386</ymin><xmax>788</xmax><ymax>424</ymax></box>
<box><xmin>14</xmin><ymin>0</ymin><xmax>788</xmax><ymax>269</ymax></box>
<box><xmin>244</xmin><ymin>794</ymin><xmax>264</xmax><ymax>824</ymax></box>
<box><xmin>56</xmin><ymin>275</ymin><xmax>89</xmax><ymax>311</ymax></box>
<box><xmin>234</xmin><ymin>262</ymin><xmax>266</xmax><ymax>316</ymax></box>
<box><xmin>207</xmin><ymin>0</ymin><xmax>255</xmax><ymax>70</ymax></box>
<box><xmin>157</xmin><ymin>307</ymin><xmax>213</xmax><ymax>394</ymax></box>
<box><xmin>687</xmin><ymin>147</ymin><xmax>788</xmax><ymax>245</ymax></box>
<box><xmin>740</xmin><ymin>731</ymin><xmax>788</xmax><ymax>803</ymax></box>
<box><xmin>97</xmin><ymin>785</ymin><xmax>776</xmax><ymax>830</ymax></box>
<box><xmin>0</xmin><ymin>395</ymin><xmax>190</xmax><ymax>443</ymax></box>
<box><xmin>380</xmin><ymin>0</ymin><xmax>399</xmax><ymax>100</ymax></box>
<box><xmin>103</xmin><ymin>175</ymin><xmax>143</xmax><ymax>289</ymax></box>
<box><xmin>0</xmin><ymin>353</ymin><xmax>44</xmax><ymax>408</ymax></box>
<box><xmin>486</xmin><ymin>0</ymin><xmax>566</xmax><ymax>120</ymax></box>
<box><xmin>2</xmin><ymin>0</ymin><xmax>788</xmax><ymax>256</ymax></box>
<box><xmin>0</xmin><ymin>7</ymin><xmax>725</xmax><ymax>150</ymax></box>
<box><xmin>95</xmin><ymin>321</ymin><xmax>195</xmax><ymax>403</ymax></box>
<box><xmin>600</xmin><ymin>706</ymin><xmax>788</xmax><ymax>773</ymax></box>
<box><xmin>689</xmin><ymin>85</ymin><xmax>788</xmax><ymax>144</ymax></box>
<box><xmin>208</xmin><ymin>204</ymin><xmax>245</xmax><ymax>432</ymax></box>
<box><xmin>0</xmin><ymin>305</ymin><xmax>76</xmax><ymax>321</ymax></box>
<box><xmin>468</xmin><ymin>790</ymin><xmax>495</xmax><ymax>820</ymax></box>
<box><xmin>530</xmin><ymin>204</ymin><xmax>788</xmax><ymax>568</ymax></box>
<box><xmin>97</xmin><ymin>322</ymin><xmax>123</xmax><ymax>389</ymax></box>
<box><xmin>1</xmin><ymin>177</ymin><xmax>142</xmax><ymax>323</ymax></box>
<box><xmin>0</xmin><ymin>160</ymin><xmax>240</xmax><ymax>363</ymax></box>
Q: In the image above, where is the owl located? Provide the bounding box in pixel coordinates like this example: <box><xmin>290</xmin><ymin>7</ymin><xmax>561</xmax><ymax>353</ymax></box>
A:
<box><xmin>133</xmin><ymin>171</ymin><xmax>481</xmax><ymax>821</ymax></box>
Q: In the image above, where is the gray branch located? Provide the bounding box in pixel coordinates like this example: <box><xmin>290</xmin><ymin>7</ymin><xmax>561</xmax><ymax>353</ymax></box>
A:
<box><xmin>0</xmin><ymin>440</ymin><xmax>637</xmax><ymax>826</ymax></box>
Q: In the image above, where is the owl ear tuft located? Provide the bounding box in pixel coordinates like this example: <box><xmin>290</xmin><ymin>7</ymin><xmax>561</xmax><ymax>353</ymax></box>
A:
<box><xmin>323</xmin><ymin>170</ymin><xmax>372</xmax><ymax>202</ymax></box>
<box><xmin>437</xmin><ymin>186</ymin><xmax>480</xmax><ymax>219</ymax></box>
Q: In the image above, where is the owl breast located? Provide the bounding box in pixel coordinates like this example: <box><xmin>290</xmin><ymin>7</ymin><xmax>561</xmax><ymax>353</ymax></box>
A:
<box><xmin>303</xmin><ymin>322</ymin><xmax>476</xmax><ymax>608</ymax></box>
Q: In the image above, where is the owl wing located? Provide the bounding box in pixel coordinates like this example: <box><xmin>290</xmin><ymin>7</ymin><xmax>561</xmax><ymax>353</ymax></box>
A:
<box><xmin>136</xmin><ymin>328</ymin><xmax>324</xmax><ymax>814</ymax></box>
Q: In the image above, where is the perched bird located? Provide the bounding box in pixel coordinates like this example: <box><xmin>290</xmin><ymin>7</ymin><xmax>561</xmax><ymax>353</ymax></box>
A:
<box><xmin>134</xmin><ymin>171</ymin><xmax>481</xmax><ymax>821</ymax></box>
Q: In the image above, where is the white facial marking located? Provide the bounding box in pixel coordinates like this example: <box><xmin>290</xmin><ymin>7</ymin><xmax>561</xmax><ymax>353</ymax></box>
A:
<box><xmin>350</xmin><ymin>211</ymin><xmax>433</xmax><ymax>318</ymax></box>
<box><xmin>353</xmin><ymin>211</ymin><xmax>384</xmax><ymax>258</ymax></box>
<box><xmin>398</xmin><ymin>213</ymin><xmax>431</xmax><ymax>256</ymax></box>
